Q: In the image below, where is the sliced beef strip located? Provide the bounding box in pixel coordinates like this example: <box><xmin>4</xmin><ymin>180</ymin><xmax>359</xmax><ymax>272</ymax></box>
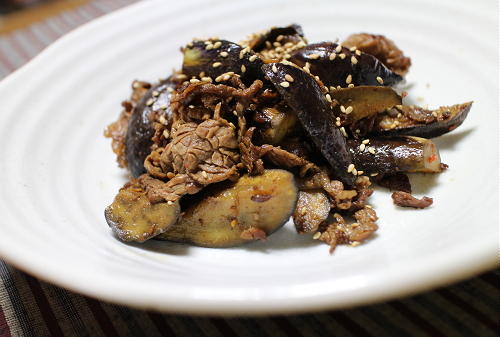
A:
<box><xmin>392</xmin><ymin>191</ymin><xmax>433</xmax><ymax>209</ymax></box>
<box><xmin>343</xmin><ymin>33</ymin><xmax>411</xmax><ymax>76</ymax></box>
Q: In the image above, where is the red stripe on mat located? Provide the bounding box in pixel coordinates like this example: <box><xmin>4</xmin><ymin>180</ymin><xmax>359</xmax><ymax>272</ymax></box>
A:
<box><xmin>85</xmin><ymin>298</ymin><xmax>121</xmax><ymax>337</ymax></box>
<box><xmin>389</xmin><ymin>302</ymin><xmax>445</xmax><ymax>337</ymax></box>
<box><xmin>24</xmin><ymin>275</ymin><xmax>64</xmax><ymax>337</ymax></box>
<box><xmin>437</xmin><ymin>288</ymin><xmax>498</xmax><ymax>333</ymax></box>
<box><xmin>148</xmin><ymin>312</ymin><xmax>178</xmax><ymax>337</ymax></box>
<box><xmin>0</xmin><ymin>305</ymin><xmax>12</xmax><ymax>337</ymax></box>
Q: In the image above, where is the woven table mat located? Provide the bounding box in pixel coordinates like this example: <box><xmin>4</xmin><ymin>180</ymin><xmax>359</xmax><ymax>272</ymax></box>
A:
<box><xmin>0</xmin><ymin>1</ymin><xmax>498</xmax><ymax>336</ymax></box>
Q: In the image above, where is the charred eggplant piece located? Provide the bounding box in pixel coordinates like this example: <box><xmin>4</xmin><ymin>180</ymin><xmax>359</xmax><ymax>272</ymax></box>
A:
<box><xmin>247</xmin><ymin>24</ymin><xmax>305</xmax><ymax>52</ymax></box>
<box><xmin>263</xmin><ymin>62</ymin><xmax>355</xmax><ymax>186</ymax></box>
<box><xmin>289</xmin><ymin>42</ymin><xmax>402</xmax><ymax>87</ymax></box>
<box><xmin>157</xmin><ymin>169</ymin><xmax>298</xmax><ymax>248</ymax></box>
<box><xmin>347</xmin><ymin>136</ymin><xmax>442</xmax><ymax>175</ymax></box>
<box><xmin>105</xmin><ymin>180</ymin><xmax>181</xmax><ymax>242</ymax></box>
<box><xmin>182</xmin><ymin>39</ymin><xmax>263</xmax><ymax>84</ymax></box>
<box><xmin>372</xmin><ymin>102</ymin><xmax>472</xmax><ymax>138</ymax></box>
<box><xmin>126</xmin><ymin>79</ymin><xmax>176</xmax><ymax>177</ymax></box>
<box><xmin>293</xmin><ymin>190</ymin><xmax>331</xmax><ymax>234</ymax></box>
<box><xmin>330</xmin><ymin>86</ymin><xmax>402</xmax><ymax>124</ymax></box>
<box><xmin>253</xmin><ymin>106</ymin><xmax>298</xmax><ymax>145</ymax></box>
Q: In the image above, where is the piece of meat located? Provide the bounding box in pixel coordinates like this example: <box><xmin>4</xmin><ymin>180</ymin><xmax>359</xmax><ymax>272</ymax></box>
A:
<box><xmin>377</xmin><ymin>172</ymin><xmax>412</xmax><ymax>193</ymax></box>
<box><xmin>391</xmin><ymin>191</ymin><xmax>433</xmax><ymax>209</ymax></box>
<box><xmin>239</xmin><ymin>127</ymin><xmax>270</xmax><ymax>175</ymax></box>
<box><xmin>138</xmin><ymin>173</ymin><xmax>202</xmax><ymax>203</ymax></box>
<box><xmin>343</xmin><ymin>33</ymin><xmax>411</xmax><ymax>76</ymax></box>
<box><xmin>350</xmin><ymin>207</ymin><xmax>378</xmax><ymax>241</ymax></box>
<box><xmin>240</xmin><ymin>227</ymin><xmax>267</xmax><ymax>241</ymax></box>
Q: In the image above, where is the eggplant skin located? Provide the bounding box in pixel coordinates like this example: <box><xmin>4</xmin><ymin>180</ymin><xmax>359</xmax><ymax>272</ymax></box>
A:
<box><xmin>105</xmin><ymin>181</ymin><xmax>181</xmax><ymax>243</ymax></box>
<box><xmin>125</xmin><ymin>79</ymin><xmax>176</xmax><ymax>177</ymax></box>
<box><xmin>248</xmin><ymin>24</ymin><xmax>305</xmax><ymax>51</ymax></box>
<box><xmin>289</xmin><ymin>42</ymin><xmax>403</xmax><ymax>87</ymax></box>
<box><xmin>156</xmin><ymin>169</ymin><xmax>298</xmax><ymax>248</ymax></box>
<box><xmin>182</xmin><ymin>40</ymin><xmax>263</xmax><ymax>84</ymax></box>
<box><xmin>372</xmin><ymin>102</ymin><xmax>472</xmax><ymax>138</ymax></box>
<box><xmin>347</xmin><ymin>136</ymin><xmax>442</xmax><ymax>175</ymax></box>
<box><xmin>262</xmin><ymin>62</ymin><xmax>355</xmax><ymax>186</ymax></box>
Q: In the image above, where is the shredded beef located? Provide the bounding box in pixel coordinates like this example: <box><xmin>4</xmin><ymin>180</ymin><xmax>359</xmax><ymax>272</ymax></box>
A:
<box><xmin>392</xmin><ymin>191</ymin><xmax>433</xmax><ymax>209</ymax></box>
<box><xmin>240</xmin><ymin>227</ymin><xmax>267</xmax><ymax>241</ymax></box>
<box><xmin>239</xmin><ymin>127</ymin><xmax>270</xmax><ymax>175</ymax></box>
<box><xmin>138</xmin><ymin>174</ymin><xmax>202</xmax><ymax>203</ymax></box>
<box><xmin>343</xmin><ymin>33</ymin><xmax>411</xmax><ymax>76</ymax></box>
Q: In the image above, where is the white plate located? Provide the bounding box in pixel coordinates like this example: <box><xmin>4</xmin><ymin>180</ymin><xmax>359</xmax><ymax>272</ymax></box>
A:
<box><xmin>0</xmin><ymin>0</ymin><xmax>497</xmax><ymax>315</ymax></box>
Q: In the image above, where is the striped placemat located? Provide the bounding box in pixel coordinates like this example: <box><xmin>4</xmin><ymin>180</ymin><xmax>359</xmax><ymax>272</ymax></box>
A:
<box><xmin>0</xmin><ymin>1</ymin><xmax>498</xmax><ymax>336</ymax></box>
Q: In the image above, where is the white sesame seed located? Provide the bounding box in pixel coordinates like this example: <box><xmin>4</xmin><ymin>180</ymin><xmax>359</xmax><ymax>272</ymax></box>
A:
<box><xmin>146</xmin><ymin>99</ymin><xmax>154</xmax><ymax>106</ymax></box>
<box><xmin>213</xmin><ymin>41</ymin><xmax>222</xmax><ymax>49</ymax></box>
<box><xmin>249</xmin><ymin>55</ymin><xmax>258</xmax><ymax>62</ymax></box>
<box><xmin>163</xmin><ymin>129</ymin><xmax>170</xmax><ymax>138</ymax></box>
<box><xmin>335</xmin><ymin>121</ymin><xmax>341</xmax><ymax>126</ymax></box>
<box><xmin>273</xmin><ymin>41</ymin><xmax>282</xmax><ymax>48</ymax></box>
<box><xmin>189</xmin><ymin>78</ymin><xmax>200</xmax><ymax>83</ymax></box>
<box><xmin>351</xmin><ymin>222</ymin><xmax>359</xmax><ymax>227</ymax></box>
<box><xmin>340</xmin><ymin>127</ymin><xmax>348</xmax><ymax>137</ymax></box>
<box><xmin>239</xmin><ymin>47</ymin><xmax>249</xmax><ymax>59</ymax></box>
<box><xmin>167</xmin><ymin>201</ymin><xmax>173</xmax><ymax>205</ymax></box>
<box><xmin>355</xmin><ymin>129</ymin><xmax>361</xmax><ymax>133</ymax></box>
<box><xmin>350</xmin><ymin>241</ymin><xmax>361</xmax><ymax>247</ymax></box>
<box><xmin>313</xmin><ymin>232</ymin><xmax>321</xmax><ymax>240</ymax></box>
<box><xmin>308</xmin><ymin>53</ymin><xmax>320</xmax><ymax>60</ymax></box>
<box><xmin>329</xmin><ymin>53</ymin><xmax>337</xmax><ymax>60</ymax></box>
<box><xmin>365</xmin><ymin>205</ymin><xmax>373</xmax><ymax>208</ymax></box>
<box><xmin>276</xmin><ymin>34</ymin><xmax>284</xmax><ymax>42</ymax></box>
<box><xmin>359</xmin><ymin>143</ymin><xmax>366</xmax><ymax>151</ymax></box>
<box><xmin>160</xmin><ymin>104</ymin><xmax>167</xmax><ymax>110</ymax></box>
<box><xmin>223</xmin><ymin>74</ymin><xmax>231</xmax><ymax>81</ymax></box>
<box><xmin>201</xmin><ymin>76</ymin><xmax>213</xmax><ymax>82</ymax></box>
<box><xmin>352</xmin><ymin>168</ymin><xmax>358</xmax><ymax>176</ymax></box>
<box><xmin>349</xmin><ymin>46</ymin><xmax>357</xmax><ymax>52</ymax></box>
<box><xmin>348</xmin><ymin>84</ymin><xmax>355</xmax><ymax>88</ymax></box>
<box><xmin>285</xmin><ymin>74</ymin><xmax>294</xmax><ymax>82</ymax></box>
<box><xmin>241</xmin><ymin>65</ymin><xmax>246</xmax><ymax>73</ymax></box>
<box><xmin>346</xmin><ymin>74</ymin><xmax>352</xmax><ymax>84</ymax></box>
<box><xmin>355</xmin><ymin>49</ymin><xmax>362</xmax><ymax>56</ymax></box>
<box><xmin>351</xmin><ymin>56</ymin><xmax>358</xmax><ymax>64</ymax></box>
<box><xmin>337</xmin><ymin>85</ymin><xmax>342</xmax><ymax>89</ymax></box>
<box><xmin>368</xmin><ymin>147</ymin><xmax>376</xmax><ymax>154</ymax></box>
<box><xmin>325</xmin><ymin>94</ymin><xmax>332</xmax><ymax>102</ymax></box>
<box><xmin>205</xmin><ymin>44</ymin><xmax>214</xmax><ymax>50</ymax></box>
<box><xmin>362</xmin><ymin>139</ymin><xmax>370</xmax><ymax>144</ymax></box>
<box><xmin>314</xmin><ymin>76</ymin><xmax>320</xmax><ymax>81</ymax></box>
<box><xmin>339</xmin><ymin>53</ymin><xmax>346</xmax><ymax>59</ymax></box>
<box><xmin>272</xmin><ymin>64</ymin><xmax>278</xmax><ymax>73</ymax></box>
<box><xmin>330</xmin><ymin>86</ymin><xmax>336</xmax><ymax>91</ymax></box>
<box><xmin>345</xmin><ymin>106</ymin><xmax>353</xmax><ymax>114</ymax></box>
<box><xmin>335</xmin><ymin>44</ymin><xmax>342</xmax><ymax>52</ymax></box>
<box><xmin>220</xmin><ymin>51</ymin><xmax>228</xmax><ymax>58</ymax></box>
<box><xmin>167</xmin><ymin>87</ymin><xmax>174</xmax><ymax>93</ymax></box>
<box><xmin>347</xmin><ymin>164</ymin><xmax>355</xmax><ymax>173</ymax></box>
<box><xmin>212</xmin><ymin>62</ymin><xmax>222</xmax><ymax>68</ymax></box>
<box><xmin>280</xmin><ymin>81</ymin><xmax>290</xmax><ymax>88</ymax></box>
<box><xmin>152</xmin><ymin>91</ymin><xmax>159</xmax><ymax>97</ymax></box>
<box><xmin>376</xmin><ymin>76</ymin><xmax>384</xmax><ymax>84</ymax></box>
<box><xmin>370</xmin><ymin>172</ymin><xmax>378</xmax><ymax>176</ymax></box>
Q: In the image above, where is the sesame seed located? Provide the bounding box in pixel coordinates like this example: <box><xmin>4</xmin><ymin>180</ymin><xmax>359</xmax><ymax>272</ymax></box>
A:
<box><xmin>265</xmin><ymin>41</ymin><xmax>272</xmax><ymax>48</ymax></box>
<box><xmin>359</xmin><ymin>143</ymin><xmax>366</xmax><ymax>151</ymax></box>
<box><xmin>152</xmin><ymin>91</ymin><xmax>159</xmax><ymax>97</ymax></box>
<box><xmin>347</xmin><ymin>164</ymin><xmax>355</xmax><ymax>173</ymax></box>
<box><xmin>314</xmin><ymin>76</ymin><xmax>320</xmax><ymax>81</ymax></box>
<box><xmin>272</xmin><ymin>64</ymin><xmax>278</xmax><ymax>73</ymax></box>
<box><xmin>335</xmin><ymin>121</ymin><xmax>341</xmax><ymax>126</ymax></box>
<box><xmin>335</xmin><ymin>44</ymin><xmax>342</xmax><ymax>52</ymax></box>
<box><xmin>368</xmin><ymin>147</ymin><xmax>376</xmax><ymax>154</ymax></box>
<box><xmin>220</xmin><ymin>51</ymin><xmax>228</xmax><ymax>58</ymax></box>
<box><xmin>189</xmin><ymin>78</ymin><xmax>200</xmax><ymax>83</ymax></box>
<box><xmin>160</xmin><ymin>104</ymin><xmax>167</xmax><ymax>110</ymax></box>
<box><xmin>273</xmin><ymin>41</ymin><xmax>282</xmax><ymax>48</ymax></box>
<box><xmin>337</xmin><ymin>85</ymin><xmax>342</xmax><ymax>89</ymax></box>
<box><xmin>357</xmin><ymin>170</ymin><xmax>364</xmax><ymax>175</ymax></box>
<box><xmin>276</xmin><ymin>34</ymin><xmax>284</xmax><ymax>42</ymax></box>
<box><xmin>352</xmin><ymin>168</ymin><xmax>358</xmax><ymax>176</ymax></box>
<box><xmin>350</xmin><ymin>241</ymin><xmax>361</xmax><ymax>247</ymax></box>
<box><xmin>205</xmin><ymin>44</ymin><xmax>214</xmax><ymax>50</ymax></box>
<box><xmin>163</xmin><ymin>129</ymin><xmax>170</xmax><ymax>138</ymax></box>
<box><xmin>167</xmin><ymin>201</ymin><xmax>173</xmax><ymax>205</ymax></box>
<box><xmin>239</xmin><ymin>47</ymin><xmax>249</xmax><ymax>59</ymax></box>
<box><xmin>233</xmin><ymin>110</ymin><xmax>238</xmax><ymax>116</ymax></box>
<box><xmin>132</xmin><ymin>81</ymin><xmax>140</xmax><ymax>89</ymax></box>
<box><xmin>280</xmin><ymin>81</ymin><xmax>290</xmax><ymax>88</ymax></box>
<box><xmin>355</xmin><ymin>129</ymin><xmax>361</xmax><ymax>133</ymax></box>
<box><xmin>159</xmin><ymin>115</ymin><xmax>167</xmax><ymax>124</ymax></box>
<box><xmin>351</xmin><ymin>222</ymin><xmax>359</xmax><ymax>228</ymax></box>
<box><xmin>351</xmin><ymin>56</ymin><xmax>358</xmax><ymax>64</ymax></box>
<box><xmin>146</xmin><ymin>99</ymin><xmax>154</xmax><ymax>106</ymax></box>
<box><xmin>432</xmin><ymin>111</ymin><xmax>438</xmax><ymax>117</ymax></box>
<box><xmin>313</xmin><ymin>232</ymin><xmax>321</xmax><ymax>240</ymax></box>
<box><xmin>349</xmin><ymin>46</ymin><xmax>357</xmax><ymax>52</ymax></box>
<box><xmin>362</xmin><ymin>139</ymin><xmax>370</xmax><ymax>144</ymax></box>
<box><xmin>346</xmin><ymin>74</ymin><xmax>352</xmax><ymax>84</ymax></box>
<box><xmin>213</xmin><ymin>41</ymin><xmax>222</xmax><ymax>49</ymax></box>
<box><xmin>346</xmin><ymin>106</ymin><xmax>354</xmax><ymax>114</ymax></box>
<box><xmin>249</xmin><ymin>55</ymin><xmax>258</xmax><ymax>62</ymax></box>
<box><xmin>175</xmin><ymin>74</ymin><xmax>187</xmax><ymax>80</ymax></box>
<box><xmin>325</xmin><ymin>94</ymin><xmax>332</xmax><ymax>102</ymax></box>
<box><xmin>348</xmin><ymin>84</ymin><xmax>355</xmax><ymax>88</ymax></box>
<box><xmin>167</xmin><ymin>87</ymin><xmax>174</xmax><ymax>93</ymax></box>
<box><xmin>330</xmin><ymin>86</ymin><xmax>336</xmax><ymax>91</ymax></box>
<box><xmin>202</xmin><ymin>171</ymin><xmax>208</xmax><ymax>178</ymax></box>
<box><xmin>365</xmin><ymin>205</ymin><xmax>373</xmax><ymax>208</ymax></box>
<box><xmin>376</xmin><ymin>76</ymin><xmax>384</xmax><ymax>84</ymax></box>
<box><xmin>355</xmin><ymin>49</ymin><xmax>362</xmax><ymax>56</ymax></box>
<box><xmin>230</xmin><ymin>219</ymin><xmax>238</xmax><ymax>228</ymax></box>
<box><xmin>329</xmin><ymin>53</ymin><xmax>337</xmax><ymax>60</ymax></box>
<box><xmin>188</xmin><ymin>105</ymin><xmax>194</xmax><ymax>108</ymax></box>
<box><xmin>201</xmin><ymin>76</ymin><xmax>213</xmax><ymax>82</ymax></box>
<box><xmin>212</xmin><ymin>62</ymin><xmax>222</xmax><ymax>68</ymax></box>
<box><xmin>285</xmin><ymin>74</ymin><xmax>294</xmax><ymax>82</ymax></box>
<box><xmin>241</xmin><ymin>65</ymin><xmax>246</xmax><ymax>73</ymax></box>
<box><xmin>370</xmin><ymin>172</ymin><xmax>378</xmax><ymax>176</ymax></box>
<box><xmin>339</xmin><ymin>53</ymin><xmax>346</xmax><ymax>59</ymax></box>
<box><xmin>340</xmin><ymin>127</ymin><xmax>348</xmax><ymax>137</ymax></box>
<box><xmin>340</xmin><ymin>105</ymin><xmax>346</xmax><ymax>113</ymax></box>
<box><xmin>223</xmin><ymin>74</ymin><xmax>231</xmax><ymax>81</ymax></box>
<box><xmin>308</xmin><ymin>53</ymin><xmax>320</xmax><ymax>60</ymax></box>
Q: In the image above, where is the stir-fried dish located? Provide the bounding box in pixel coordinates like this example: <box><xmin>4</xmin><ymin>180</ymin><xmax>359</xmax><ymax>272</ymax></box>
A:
<box><xmin>104</xmin><ymin>25</ymin><xmax>471</xmax><ymax>252</ymax></box>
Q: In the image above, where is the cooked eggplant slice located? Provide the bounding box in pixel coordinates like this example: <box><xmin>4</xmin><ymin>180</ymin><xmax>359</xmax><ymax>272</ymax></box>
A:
<box><xmin>289</xmin><ymin>42</ymin><xmax>403</xmax><ymax>87</ymax></box>
<box><xmin>105</xmin><ymin>180</ymin><xmax>181</xmax><ymax>243</ymax></box>
<box><xmin>347</xmin><ymin>136</ymin><xmax>442</xmax><ymax>175</ymax></box>
<box><xmin>263</xmin><ymin>62</ymin><xmax>355</xmax><ymax>186</ymax></box>
<box><xmin>372</xmin><ymin>102</ymin><xmax>472</xmax><ymax>138</ymax></box>
<box><xmin>126</xmin><ymin>79</ymin><xmax>176</xmax><ymax>177</ymax></box>
<box><xmin>293</xmin><ymin>190</ymin><xmax>331</xmax><ymax>234</ymax></box>
<box><xmin>246</xmin><ymin>24</ymin><xmax>305</xmax><ymax>52</ymax></box>
<box><xmin>157</xmin><ymin>169</ymin><xmax>298</xmax><ymax>248</ymax></box>
<box><xmin>253</xmin><ymin>106</ymin><xmax>298</xmax><ymax>145</ymax></box>
<box><xmin>182</xmin><ymin>39</ymin><xmax>263</xmax><ymax>84</ymax></box>
<box><xmin>330</xmin><ymin>86</ymin><xmax>402</xmax><ymax>124</ymax></box>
